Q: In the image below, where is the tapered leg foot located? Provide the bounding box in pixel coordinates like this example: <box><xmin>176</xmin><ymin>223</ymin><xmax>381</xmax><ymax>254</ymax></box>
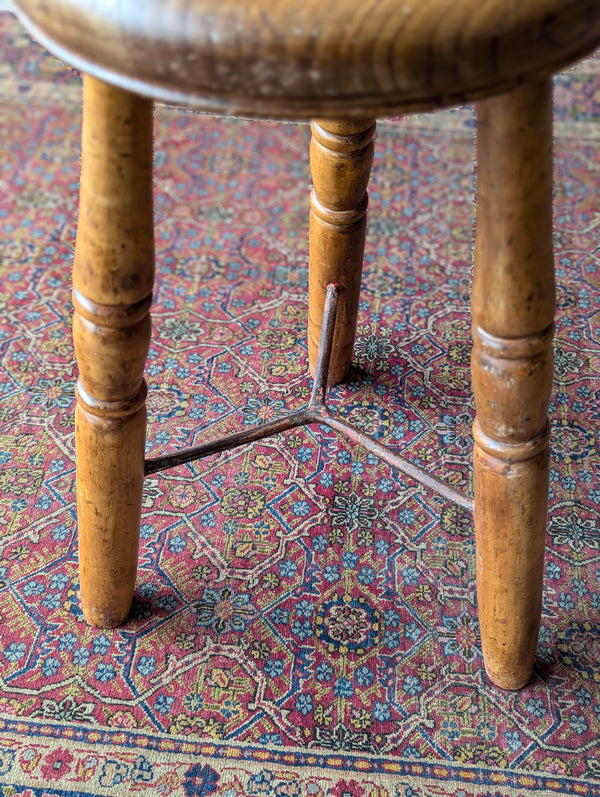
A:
<box><xmin>73</xmin><ymin>76</ymin><xmax>154</xmax><ymax>627</ymax></box>
<box><xmin>308</xmin><ymin>119</ymin><xmax>375</xmax><ymax>385</ymax></box>
<box><xmin>472</xmin><ymin>79</ymin><xmax>555</xmax><ymax>689</ymax></box>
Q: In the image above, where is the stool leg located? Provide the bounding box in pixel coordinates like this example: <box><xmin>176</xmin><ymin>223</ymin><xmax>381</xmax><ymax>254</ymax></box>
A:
<box><xmin>308</xmin><ymin>119</ymin><xmax>375</xmax><ymax>384</ymax></box>
<box><xmin>472</xmin><ymin>79</ymin><xmax>555</xmax><ymax>689</ymax></box>
<box><xmin>72</xmin><ymin>76</ymin><xmax>154</xmax><ymax>627</ymax></box>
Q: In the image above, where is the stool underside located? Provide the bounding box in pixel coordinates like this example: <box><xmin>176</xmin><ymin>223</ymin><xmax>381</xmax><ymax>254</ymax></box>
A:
<box><xmin>13</xmin><ymin>0</ymin><xmax>600</xmax><ymax>119</ymax></box>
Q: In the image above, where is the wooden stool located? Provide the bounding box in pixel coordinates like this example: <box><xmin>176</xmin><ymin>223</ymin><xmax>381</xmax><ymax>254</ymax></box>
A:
<box><xmin>13</xmin><ymin>0</ymin><xmax>600</xmax><ymax>690</ymax></box>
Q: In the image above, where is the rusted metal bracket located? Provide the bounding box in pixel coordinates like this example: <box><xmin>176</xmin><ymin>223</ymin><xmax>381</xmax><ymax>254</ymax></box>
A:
<box><xmin>145</xmin><ymin>282</ymin><xmax>474</xmax><ymax>512</ymax></box>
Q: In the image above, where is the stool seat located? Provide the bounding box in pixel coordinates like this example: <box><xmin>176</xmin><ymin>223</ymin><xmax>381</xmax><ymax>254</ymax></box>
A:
<box><xmin>15</xmin><ymin>0</ymin><xmax>600</xmax><ymax>118</ymax></box>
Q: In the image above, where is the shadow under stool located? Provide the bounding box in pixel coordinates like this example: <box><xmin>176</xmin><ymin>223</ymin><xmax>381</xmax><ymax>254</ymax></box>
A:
<box><xmin>13</xmin><ymin>0</ymin><xmax>600</xmax><ymax>690</ymax></box>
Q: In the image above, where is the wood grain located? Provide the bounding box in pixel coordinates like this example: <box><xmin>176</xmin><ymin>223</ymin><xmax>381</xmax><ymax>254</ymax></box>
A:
<box><xmin>73</xmin><ymin>76</ymin><xmax>154</xmax><ymax>628</ymax></box>
<box><xmin>308</xmin><ymin>119</ymin><xmax>375</xmax><ymax>384</ymax></box>
<box><xmin>13</xmin><ymin>0</ymin><xmax>600</xmax><ymax>118</ymax></box>
<box><xmin>472</xmin><ymin>78</ymin><xmax>554</xmax><ymax>689</ymax></box>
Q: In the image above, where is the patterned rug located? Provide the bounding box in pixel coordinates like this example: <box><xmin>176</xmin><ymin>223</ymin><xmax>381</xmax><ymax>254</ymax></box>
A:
<box><xmin>1</xmin><ymin>11</ymin><xmax>600</xmax><ymax>796</ymax></box>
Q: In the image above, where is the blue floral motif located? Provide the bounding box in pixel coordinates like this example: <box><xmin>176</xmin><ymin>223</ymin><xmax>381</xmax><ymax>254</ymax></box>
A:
<box><xmin>279</xmin><ymin>559</ymin><xmax>297</xmax><ymax>579</ymax></box>
<box><xmin>138</xmin><ymin>581</ymin><xmax>158</xmax><ymax>600</ymax></box>
<box><xmin>439</xmin><ymin>614</ymin><xmax>479</xmax><ymax>660</ymax></box>
<box><xmin>547</xmin><ymin>561</ymin><xmax>562</xmax><ymax>579</ymax></box>
<box><xmin>504</xmin><ymin>730</ymin><xmax>523</xmax><ymax>751</ymax></box>
<box><xmin>357</xmin><ymin>565</ymin><xmax>376</xmax><ymax>585</ymax></box>
<box><xmin>569</xmin><ymin>713</ymin><xmax>588</xmax><ymax>734</ymax></box>
<box><xmin>401</xmin><ymin>567</ymin><xmax>420</xmax><ymax>585</ymax></box>
<box><xmin>184</xmin><ymin>694</ymin><xmax>204</xmax><ymax>712</ymax></box>
<box><xmin>72</xmin><ymin>647</ymin><xmax>90</xmax><ymax>666</ymax></box>
<box><xmin>402</xmin><ymin>676</ymin><xmax>422</xmax><ymax>696</ymax></box>
<box><xmin>295</xmin><ymin>693</ymin><xmax>313</xmax><ymax>715</ymax></box>
<box><xmin>94</xmin><ymin>662</ymin><xmax>116</xmax><ymax>683</ymax></box>
<box><xmin>374</xmin><ymin>538</ymin><xmax>390</xmax><ymax>555</ymax></box>
<box><xmin>23</xmin><ymin>581</ymin><xmax>44</xmax><ymax>597</ymax></box>
<box><xmin>49</xmin><ymin>573</ymin><xmax>69</xmax><ymax>591</ymax></box>
<box><xmin>355</xmin><ymin>666</ymin><xmax>375</xmax><ymax>686</ymax></box>
<box><xmin>195</xmin><ymin>587</ymin><xmax>255</xmax><ymax>634</ymax></box>
<box><xmin>559</xmin><ymin>592</ymin><xmax>575</xmax><ymax>610</ymax></box>
<box><xmin>526</xmin><ymin>698</ymin><xmax>547</xmax><ymax>719</ymax></box>
<box><xmin>316</xmin><ymin>661</ymin><xmax>333</xmax><ymax>682</ymax></box>
<box><xmin>51</xmin><ymin>524</ymin><xmax>70</xmax><ymax>541</ymax></box>
<box><xmin>323</xmin><ymin>565</ymin><xmax>340</xmax><ymax>583</ymax></box>
<box><xmin>57</xmin><ymin>633</ymin><xmax>77</xmax><ymax>651</ymax></box>
<box><xmin>183</xmin><ymin>763</ymin><xmax>219</xmax><ymax>797</ymax></box>
<box><xmin>271</xmin><ymin>608</ymin><xmax>289</xmax><ymax>625</ymax></box>
<box><xmin>156</xmin><ymin>594</ymin><xmax>179</xmax><ymax>612</ymax></box>
<box><xmin>319</xmin><ymin>472</ymin><xmax>334</xmax><ymax>488</ymax></box>
<box><xmin>291</xmin><ymin>500</ymin><xmax>311</xmax><ymax>517</ymax></box>
<box><xmin>442</xmin><ymin>719</ymin><xmax>460</xmax><ymax>740</ymax></box>
<box><xmin>404</xmin><ymin>622</ymin><xmax>421</xmax><ymax>642</ymax></box>
<box><xmin>373</xmin><ymin>701</ymin><xmax>391</xmax><ymax>721</ymax></box>
<box><xmin>334</xmin><ymin>678</ymin><xmax>354</xmax><ymax>698</ymax></box>
<box><xmin>295</xmin><ymin>600</ymin><xmax>314</xmax><ymax>618</ymax></box>
<box><xmin>383</xmin><ymin>630</ymin><xmax>401</xmax><ymax>650</ymax></box>
<box><xmin>258</xmin><ymin>733</ymin><xmax>283</xmax><ymax>746</ymax></box>
<box><xmin>92</xmin><ymin>635</ymin><xmax>111</xmax><ymax>656</ymax></box>
<box><xmin>154</xmin><ymin>694</ymin><xmax>175</xmax><ymax>715</ymax></box>
<box><xmin>397</xmin><ymin>509</ymin><xmax>415</xmax><ymax>526</ymax></box>
<box><xmin>41</xmin><ymin>657</ymin><xmax>61</xmax><ymax>677</ymax></box>
<box><xmin>296</xmin><ymin>447</ymin><xmax>313</xmax><ymax>463</ymax></box>
<box><xmin>4</xmin><ymin>642</ymin><xmax>26</xmax><ymax>662</ymax></box>
<box><xmin>291</xmin><ymin>619</ymin><xmax>312</xmax><ymax>640</ymax></box>
<box><xmin>264</xmin><ymin>658</ymin><xmax>284</xmax><ymax>678</ymax></box>
<box><xmin>575</xmin><ymin>687</ymin><xmax>591</xmax><ymax>706</ymax></box>
<box><xmin>136</xmin><ymin>656</ymin><xmax>157</xmax><ymax>676</ymax></box>
<box><xmin>41</xmin><ymin>592</ymin><xmax>61</xmax><ymax>609</ymax></box>
<box><xmin>241</xmin><ymin>395</ymin><xmax>286</xmax><ymax>426</ymax></box>
<box><xmin>168</xmin><ymin>535</ymin><xmax>187</xmax><ymax>553</ymax></box>
<box><xmin>476</xmin><ymin>721</ymin><xmax>496</xmax><ymax>742</ymax></box>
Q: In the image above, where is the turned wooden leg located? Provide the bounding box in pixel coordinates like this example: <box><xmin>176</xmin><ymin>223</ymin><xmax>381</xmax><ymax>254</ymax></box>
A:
<box><xmin>472</xmin><ymin>79</ymin><xmax>555</xmax><ymax>689</ymax></box>
<box><xmin>308</xmin><ymin>119</ymin><xmax>375</xmax><ymax>384</ymax></box>
<box><xmin>72</xmin><ymin>76</ymin><xmax>154</xmax><ymax>627</ymax></box>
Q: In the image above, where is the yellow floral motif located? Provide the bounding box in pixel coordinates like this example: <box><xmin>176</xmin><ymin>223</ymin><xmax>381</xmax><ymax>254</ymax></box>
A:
<box><xmin>221</xmin><ymin>487</ymin><xmax>266</xmax><ymax>520</ymax></box>
<box><xmin>313</xmin><ymin>703</ymin><xmax>333</xmax><ymax>727</ymax></box>
<box><xmin>454</xmin><ymin>744</ymin><xmax>507</xmax><ymax>768</ymax></box>
<box><xmin>350</xmin><ymin>709</ymin><xmax>372</xmax><ymax>730</ymax></box>
<box><xmin>256</xmin><ymin>328</ymin><xmax>296</xmax><ymax>350</ymax></box>
<box><xmin>175</xmin><ymin>633</ymin><xmax>196</xmax><ymax>651</ymax></box>
<box><xmin>0</xmin><ymin>468</ymin><xmax>43</xmax><ymax>496</ymax></box>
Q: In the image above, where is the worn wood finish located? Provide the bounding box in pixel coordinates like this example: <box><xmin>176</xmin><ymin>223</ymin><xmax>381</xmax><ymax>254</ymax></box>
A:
<box><xmin>472</xmin><ymin>78</ymin><xmax>554</xmax><ymax>690</ymax></box>
<box><xmin>308</xmin><ymin>120</ymin><xmax>375</xmax><ymax>384</ymax></box>
<box><xmin>13</xmin><ymin>0</ymin><xmax>600</xmax><ymax>119</ymax></box>
<box><xmin>73</xmin><ymin>76</ymin><xmax>154</xmax><ymax>628</ymax></box>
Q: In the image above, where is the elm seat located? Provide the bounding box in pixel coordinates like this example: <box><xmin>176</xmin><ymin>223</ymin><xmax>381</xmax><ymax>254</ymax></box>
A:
<box><xmin>12</xmin><ymin>0</ymin><xmax>600</xmax><ymax>692</ymax></box>
<box><xmin>14</xmin><ymin>0</ymin><xmax>600</xmax><ymax>117</ymax></box>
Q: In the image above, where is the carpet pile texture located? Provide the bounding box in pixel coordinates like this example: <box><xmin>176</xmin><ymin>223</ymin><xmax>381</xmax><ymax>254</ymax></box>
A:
<box><xmin>1</xmin><ymin>12</ymin><xmax>600</xmax><ymax>796</ymax></box>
